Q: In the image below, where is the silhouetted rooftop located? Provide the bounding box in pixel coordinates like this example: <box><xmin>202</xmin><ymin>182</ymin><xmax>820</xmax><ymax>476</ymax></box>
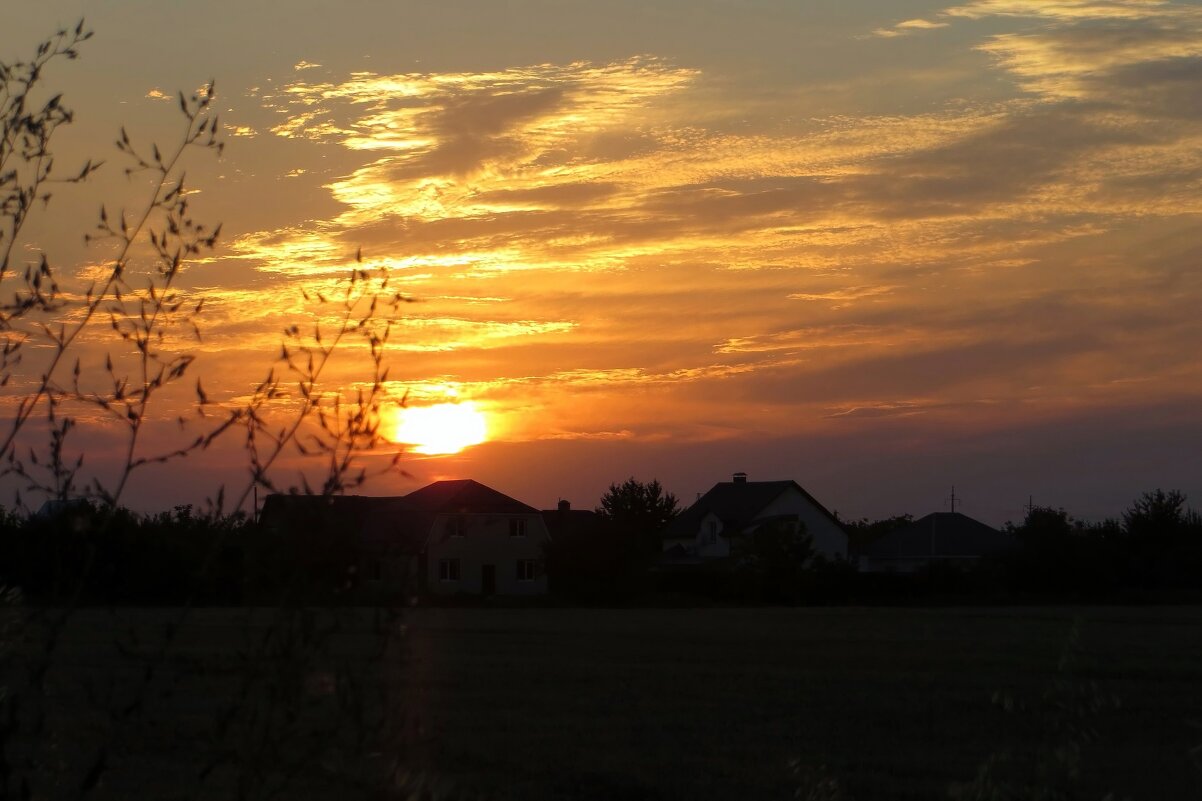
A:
<box><xmin>666</xmin><ymin>479</ymin><xmax>841</xmax><ymax>538</ymax></box>
<box><xmin>540</xmin><ymin>507</ymin><xmax>604</xmax><ymax>542</ymax></box>
<box><xmin>261</xmin><ymin>480</ymin><xmax>538</xmax><ymax>552</ymax></box>
<box><xmin>400</xmin><ymin>479</ymin><xmax>538</xmax><ymax>514</ymax></box>
<box><xmin>859</xmin><ymin>512</ymin><xmax>1012</xmax><ymax>560</ymax></box>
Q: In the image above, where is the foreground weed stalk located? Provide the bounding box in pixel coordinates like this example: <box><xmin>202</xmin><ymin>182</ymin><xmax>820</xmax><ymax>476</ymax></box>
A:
<box><xmin>0</xmin><ymin>22</ymin><xmax>415</xmax><ymax>801</ymax></box>
<box><xmin>950</xmin><ymin>619</ymin><xmax>1122</xmax><ymax>801</ymax></box>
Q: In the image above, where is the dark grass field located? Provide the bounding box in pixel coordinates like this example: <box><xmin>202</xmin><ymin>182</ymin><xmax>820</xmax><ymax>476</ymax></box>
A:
<box><xmin>6</xmin><ymin>606</ymin><xmax>1202</xmax><ymax>799</ymax></box>
<box><xmin>402</xmin><ymin>607</ymin><xmax>1202</xmax><ymax>800</ymax></box>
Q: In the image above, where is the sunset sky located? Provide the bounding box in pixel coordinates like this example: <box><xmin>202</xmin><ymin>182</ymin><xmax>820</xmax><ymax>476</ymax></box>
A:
<box><xmin>5</xmin><ymin>0</ymin><xmax>1202</xmax><ymax>525</ymax></box>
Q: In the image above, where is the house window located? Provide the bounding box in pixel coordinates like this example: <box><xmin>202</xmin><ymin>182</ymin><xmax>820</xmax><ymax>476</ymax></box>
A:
<box><xmin>509</xmin><ymin>518</ymin><xmax>527</xmax><ymax>537</ymax></box>
<box><xmin>516</xmin><ymin>559</ymin><xmax>536</xmax><ymax>581</ymax></box>
<box><xmin>703</xmin><ymin>520</ymin><xmax>718</xmax><ymax>545</ymax></box>
<box><xmin>366</xmin><ymin>559</ymin><xmax>382</xmax><ymax>581</ymax></box>
<box><xmin>438</xmin><ymin>558</ymin><xmax>461</xmax><ymax>581</ymax></box>
<box><xmin>447</xmin><ymin>517</ymin><xmax>467</xmax><ymax>537</ymax></box>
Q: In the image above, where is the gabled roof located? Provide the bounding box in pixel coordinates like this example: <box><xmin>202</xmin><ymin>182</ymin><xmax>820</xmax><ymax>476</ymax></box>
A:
<box><xmin>540</xmin><ymin>507</ymin><xmax>604</xmax><ymax>543</ymax></box>
<box><xmin>401</xmin><ymin>479</ymin><xmax>538</xmax><ymax>515</ymax></box>
<box><xmin>859</xmin><ymin>512</ymin><xmax>1012</xmax><ymax>560</ymax></box>
<box><xmin>261</xmin><ymin>480</ymin><xmax>539</xmax><ymax>553</ymax></box>
<box><xmin>361</xmin><ymin>479</ymin><xmax>539</xmax><ymax>551</ymax></box>
<box><xmin>34</xmin><ymin>498</ymin><xmax>94</xmax><ymax>519</ymax></box>
<box><xmin>665</xmin><ymin>479</ymin><xmax>842</xmax><ymax>539</ymax></box>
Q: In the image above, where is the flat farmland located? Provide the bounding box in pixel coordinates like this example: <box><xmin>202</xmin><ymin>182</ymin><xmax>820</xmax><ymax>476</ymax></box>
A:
<box><xmin>403</xmin><ymin>607</ymin><xmax>1202</xmax><ymax>800</ymax></box>
<box><xmin>5</xmin><ymin>606</ymin><xmax>1202</xmax><ymax>800</ymax></box>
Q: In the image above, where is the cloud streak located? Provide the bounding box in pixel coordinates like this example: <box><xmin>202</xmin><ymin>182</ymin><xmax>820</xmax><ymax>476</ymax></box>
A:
<box><xmin>200</xmin><ymin>2</ymin><xmax>1202</xmax><ymax>454</ymax></box>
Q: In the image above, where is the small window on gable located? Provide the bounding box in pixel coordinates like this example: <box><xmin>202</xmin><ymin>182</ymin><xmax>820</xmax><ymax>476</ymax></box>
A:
<box><xmin>448</xmin><ymin>517</ymin><xmax>467</xmax><ymax>537</ymax></box>
<box><xmin>704</xmin><ymin>519</ymin><xmax>719</xmax><ymax>545</ymax></box>
<box><xmin>516</xmin><ymin>559</ymin><xmax>536</xmax><ymax>581</ymax></box>
<box><xmin>439</xmin><ymin>558</ymin><xmax>461</xmax><ymax>581</ymax></box>
<box><xmin>367</xmin><ymin>559</ymin><xmax>382</xmax><ymax>581</ymax></box>
<box><xmin>509</xmin><ymin>518</ymin><xmax>527</xmax><ymax>537</ymax></box>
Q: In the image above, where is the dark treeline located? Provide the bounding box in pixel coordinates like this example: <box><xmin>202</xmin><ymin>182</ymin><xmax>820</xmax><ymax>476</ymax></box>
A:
<box><xmin>552</xmin><ymin>488</ymin><xmax>1202</xmax><ymax>605</ymax></box>
<box><xmin>994</xmin><ymin>489</ymin><xmax>1202</xmax><ymax>599</ymax></box>
<box><xmin>547</xmin><ymin>515</ymin><xmax>859</xmax><ymax>606</ymax></box>
<box><xmin>2</xmin><ymin>488</ymin><xmax>1201</xmax><ymax>606</ymax></box>
<box><xmin>0</xmin><ymin>503</ymin><xmax>249</xmax><ymax>605</ymax></box>
<box><xmin>843</xmin><ymin>488</ymin><xmax>1202</xmax><ymax>603</ymax></box>
<box><xmin>0</xmin><ymin>502</ymin><xmax>366</xmax><ymax>606</ymax></box>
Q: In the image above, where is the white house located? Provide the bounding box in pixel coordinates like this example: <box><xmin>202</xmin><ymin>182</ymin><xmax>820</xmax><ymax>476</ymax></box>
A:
<box><xmin>263</xmin><ymin>479</ymin><xmax>551</xmax><ymax>598</ymax></box>
<box><xmin>363</xmin><ymin>479</ymin><xmax>551</xmax><ymax>596</ymax></box>
<box><xmin>662</xmin><ymin>473</ymin><xmax>847</xmax><ymax>563</ymax></box>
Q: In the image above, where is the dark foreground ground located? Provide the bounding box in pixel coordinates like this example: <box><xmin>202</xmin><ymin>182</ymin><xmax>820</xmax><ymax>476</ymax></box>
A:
<box><xmin>5</xmin><ymin>606</ymin><xmax>1202</xmax><ymax>800</ymax></box>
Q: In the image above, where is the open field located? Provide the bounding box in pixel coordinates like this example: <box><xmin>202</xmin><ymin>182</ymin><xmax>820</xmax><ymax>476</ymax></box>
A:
<box><xmin>5</xmin><ymin>606</ymin><xmax>1202</xmax><ymax>800</ymax></box>
<box><xmin>404</xmin><ymin>607</ymin><xmax>1202</xmax><ymax>800</ymax></box>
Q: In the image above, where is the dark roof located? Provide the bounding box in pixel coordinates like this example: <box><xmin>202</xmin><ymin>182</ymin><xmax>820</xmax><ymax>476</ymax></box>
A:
<box><xmin>34</xmin><ymin>498</ymin><xmax>93</xmax><ymax>519</ymax></box>
<box><xmin>665</xmin><ymin>480</ymin><xmax>842</xmax><ymax>538</ymax></box>
<box><xmin>261</xmin><ymin>480</ymin><xmax>538</xmax><ymax>553</ymax></box>
<box><xmin>401</xmin><ymin>479</ymin><xmax>537</xmax><ymax>514</ymax></box>
<box><xmin>365</xmin><ymin>480</ymin><xmax>539</xmax><ymax>552</ymax></box>
<box><xmin>540</xmin><ymin>508</ymin><xmax>604</xmax><ymax>543</ymax></box>
<box><xmin>859</xmin><ymin>512</ymin><xmax>1013</xmax><ymax>560</ymax></box>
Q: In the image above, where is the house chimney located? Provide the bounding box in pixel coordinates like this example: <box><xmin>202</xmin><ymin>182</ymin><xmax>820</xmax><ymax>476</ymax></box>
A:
<box><xmin>558</xmin><ymin>499</ymin><xmax>570</xmax><ymax>513</ymax></box>
<box><xmin>733</xmin><ymin>472</ymin><xmax>748</xmax><ymax>484</ymax></box>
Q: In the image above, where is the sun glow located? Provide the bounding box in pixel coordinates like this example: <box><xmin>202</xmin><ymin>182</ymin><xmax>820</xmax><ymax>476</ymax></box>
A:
<box><xmin>391</xmin><ymin>401</ymin><xmax>488</xmax><ymax>455</ymax></box>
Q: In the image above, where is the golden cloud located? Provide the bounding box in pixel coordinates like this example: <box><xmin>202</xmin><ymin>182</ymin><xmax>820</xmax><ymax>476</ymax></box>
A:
<box><xmin>207</xmin><ymin>11</ymin><xmax>1202</xmax><ymax>449</ymax></box>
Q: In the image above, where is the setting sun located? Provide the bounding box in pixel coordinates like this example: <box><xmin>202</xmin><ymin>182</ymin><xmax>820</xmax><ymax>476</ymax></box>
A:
<box><xmin>391</xmin><ymin>402</ymin><xmax>488</xmax><ymax>455</ymax></box>
<box><xmin>10</xmin><ymin>0</ymin><xmax>1202</xmax><ymax>524</ymax></box>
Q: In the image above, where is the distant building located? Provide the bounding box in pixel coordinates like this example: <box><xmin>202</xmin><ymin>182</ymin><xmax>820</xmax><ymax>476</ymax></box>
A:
<box><xmin>856</xmin><ymin>511</ymin><xmax>1013</xmax><ymax>574</ymax></box>
<box><xmin>539</xmin><ymin>500</ymin><xmax>614</xmax><ymax>596</ymax></box>
<box><xmin>32</xmin><ymin>498</ymin><xmax>94</xmax><ymax>533</ymax></box>
<box><xmin>540</xmin><ymin>499</ymin><xmax>605</xmax><ymax>545</ymax></box>
<box><xmin>662</xmin><ymin>473</ymin><xmax>847</xmax><ymax>565</ymax></box>
<box><xmin>384</xmin><ymin>479</ymin><xmax>549</xmax><ymax>597</ymax></box>
<box><xmin>261</xmin><ymin>479</ymin><xmax>551</xmax><ymax>598</ymax></box>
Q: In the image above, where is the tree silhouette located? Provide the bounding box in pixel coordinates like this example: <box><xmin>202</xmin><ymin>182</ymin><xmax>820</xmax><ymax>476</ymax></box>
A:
<box><xmin>596</xmin><ymin>476</ymin><xmax>679</xmax><ymax>534</ymax></box>
<box><xmin>1123</xmin><ymin>489</ymin><xmax>1188</xmax><ymax>541</ymax></box>
<box><xmin>1122</xmin><ymin>489</ymin><xmax>1200</xmax><ymax>589</ymax></box>
<box><xmin>731</xmin><ymin>518</ymin><xmax>814</xmax><ymax>604</ymax></box>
